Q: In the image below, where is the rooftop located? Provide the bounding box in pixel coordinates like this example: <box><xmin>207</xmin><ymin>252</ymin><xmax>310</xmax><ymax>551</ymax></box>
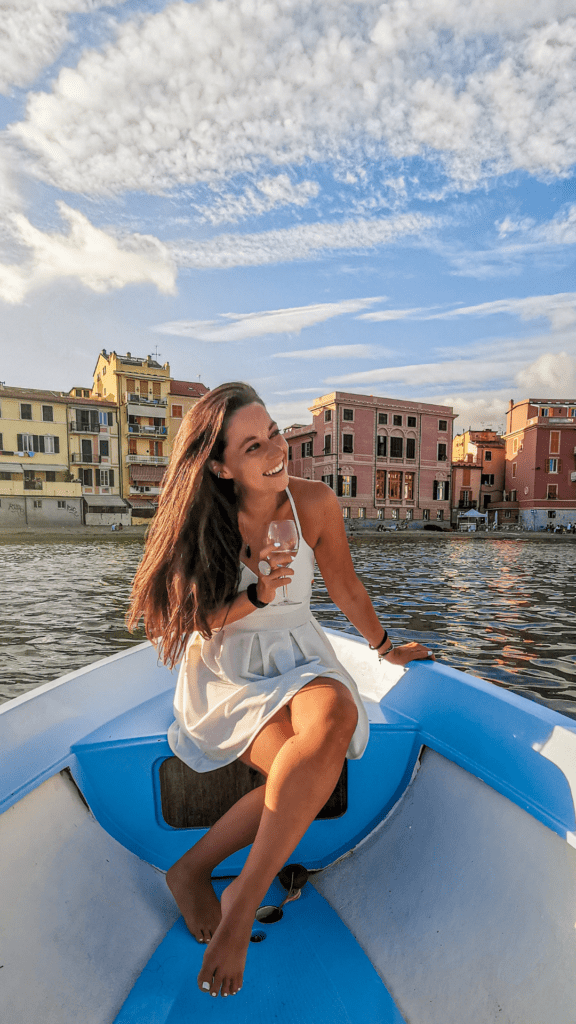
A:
<box><xmin>169</xmin><ymin>380</ymin><xmax>209</xmax><ymax>398</ymax></box>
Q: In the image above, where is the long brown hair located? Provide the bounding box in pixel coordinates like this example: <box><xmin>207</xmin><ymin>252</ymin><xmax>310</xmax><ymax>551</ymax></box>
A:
<box><xmin>127</xmin><ymin>382</ymin><xmax>263</xmax><ymax>666</ymax></box>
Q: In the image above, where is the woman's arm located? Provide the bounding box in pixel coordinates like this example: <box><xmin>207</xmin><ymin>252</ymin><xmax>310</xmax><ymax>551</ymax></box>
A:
<box><xmin>298</xmin><ymin>482</ymin><xmax>431</xmax><ymax>666</ymax></box>
<box><xmin>202</xmin><ymin>544</ymin><xmax>295</xmax><ymax>632</ymax></box>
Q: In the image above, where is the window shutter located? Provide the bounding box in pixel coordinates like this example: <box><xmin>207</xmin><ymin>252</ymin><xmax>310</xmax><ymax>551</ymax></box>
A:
<box><xmin>108</xmin><ymin>412</ymin><xmax>113</xmax><ymax>426</ymax></box>
<box><xmin>33</xmin><ymin>434</ymin><xmax>40</xmax><ymax>452</ymax></box>
<box><xmin>54</xmin><ymin>436</ymin><xmax>59</xmax><ymax>454</ymax></box>
<box><xmin>95</xmin><ymin>468</ymin><xmax>101</xmax><ymax>486</ymax></box>
<box><xmin>433</xmin><ymin>481</ymin><xmax>438</xmax><ymax>500</ymax></box>
<box><xmin>558</xmin><ymin>459</ymin><xmax>562</xmax><ymax>472</ymax></box>
<box><xmin>109</xmin><ymin>469</ymin><xmax>114</xmax><ymax>486</ymax></box>
<box><xmin>337</xmin><ymin>475</ymin><xmax>343</xmax><ymax>496</ymax></box>
<box><xmin>39</xmin><ymin>435</ymin><xmax>45</xmax><ymax>453</ymax></box>
<box><xmin>17</xmin><ymin>433</ymin><xmax>23</xmax><ymax>451</ymax></box>
<box><xmin>352</xmin><ymin>477</ymin><xmax>357</xmax><ymax>497</ymax></box>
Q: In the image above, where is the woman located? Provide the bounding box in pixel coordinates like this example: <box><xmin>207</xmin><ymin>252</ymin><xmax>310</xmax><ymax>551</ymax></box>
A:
<box><xmin>128</xmin><ymin>382</ymin><xmax>431</xmax><ymax>1000</ymax></box>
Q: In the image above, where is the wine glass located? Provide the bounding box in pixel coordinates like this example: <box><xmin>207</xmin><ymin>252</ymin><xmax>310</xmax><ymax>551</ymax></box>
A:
<box><xmin>267</xmin><ymin>520</ymin><xmax>300</xmax><ymax>605</ymax></box>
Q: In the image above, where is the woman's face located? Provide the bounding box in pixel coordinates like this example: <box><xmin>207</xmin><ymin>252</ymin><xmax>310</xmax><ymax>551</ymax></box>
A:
<box><xmin>215</xmin><ymin>402</ymin><xmax>289</xmax><ymax>494</ymax></box>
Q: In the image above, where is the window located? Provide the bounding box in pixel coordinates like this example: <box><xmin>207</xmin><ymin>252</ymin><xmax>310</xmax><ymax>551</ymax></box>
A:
<box><xmin>33</xmin><ymin>500</ymin><xmax>42</xmax><ymax>509</ymax></box>
<box><xmin>390</xmin><ymin>436</ymin><xmax>403</xmax><ymax>458</ymax></box>
<box><xmin>548</xmin><ymin>510</ymin><xmax>556</xmax><ymax>519</ymax></box>
<box><xmin>301</xmin><ymin>440</ymin><xmax>313</xmax><ymax>458</ymax></box>
<box><xmin>375</xmin><ymin>470</ymin><xmax>386</xmax><ymax>500</ymax></box>
<box><xmin>96</xmin><ymin>469</ymin><xmax>115</xmax><ymax>487</ymax></box>
<box><xmin>338</xmin><ymin>475</ymin><xmax>356</xmax><ymax>497</ymax></box>
<box><xmin>393</xmin><ymin>414</ymin><xmax>402</xmax><ymax>426</ymax></box>
<box><xmin>547</xmin><ymin>458</ymin><xmax>562</xmax><ymax>473</ymax></box>
<box><xmin>513</xmin><ymin>437</ymin><xmax>519</xmax><ymax>453</ymax></box>
<box><xmin>512</xmin><ymin>463</ymin><xmax>517</xmax><ymax>478</ymax></box>
<box><xmin>378</xmin><ymin>412</ymin><xmax>388</xmax><ymax>425</ymax></box>
<box><xmin>436</xmin><ymin>510</ymin><xmax>444</xmax><ymax>521</ymax></box>
<box><xmin>75</xmin><ymin>389</ymin><xmax>82</xmax><ymax>397</ymax></box>
<box><xmin>343</xmin><ymin>408</ymin><xmax>354</xmax><ymax>421</ymax></box>
<box><xmin>377</xmin><ymin>508</ymin><xmax>384</xmax><ymax>519</ymax></box>
<box><xmin>406</xmin><ymin>508</ymin><xmax>413</xmax><ymax>519</ymax></box>
<box><xmin>153</xmin><ymin>382</ymin><xmax>161</xmax><ymax>398</ymax></box>
<box><xmin>19</xmin><ymin>432</ymin><xmax>34</xmax><ymax>451</ymax></box>
<box><xmin>324</xmin><ymin>435</ymin><xmax>331</xmax><ymax>454</ymax></box>
<box><xmin>342</xmin><ymin>434</ymin><xmax>354</xmax><ymax>453</ymax></box>
<box><xmin>547</xmin><ymin>484</ymin><xmax>558</xmax><ymax>500</ymax></box>
<box><xmin>392</xmin><ymin>508</ymin><xmax>399</xmax><ymax>520</ymax></box>
<box><xmin>129</xmin><ymin>438</ymin><xmax>137</xmax><ymax>454</ymax></box>
<box><xmin>126</xmin><ymin>378</ymin><xmax>135</xmax><ymax>390</ymax></box>
<box><xmin>423</xmin><ymin>508</ymin><xmax>430</xmax><ymax>521</ymax></box>
<box><xmin>376</xmin><ymin>435</ymin><xmax>387</xmax><ymax>457</ymax></box>
<box><xmin>404</xmin><ymin>472</ymin><xmax>414</xmax><ymax>500</ymax></box>
<box><xmin>99</xmin><ymin>440</ymin><xmax>110</xmax><ymax>458</ymax></box>
<box><xmin>0</xmin><ymin>472</ymin><xmax>10</xmax><ymax>480</ymax></box>
<box><xmin>44</xmin><ymin>436</ymin><xmax>55</xmax><ymax>454</ymax></box>
<box><xmin>437</xmin><ymin>443</ymin><xmax>447</xmax><ymax>461</ymax></box>
<box><xmin>139</xmin><ymin>380</ymin><xmax>149</xmax><ymax>394</ymax></box>
<box><xmin>481</xmin><ymin>474</ymin><xmax>495</xmax><ymax>485</ymax></box>
<box><xmin>438</xmin><ymin>420</ymin><xmax>448</xmax><ymax>432</ymax></box>
<box><xmin>0</xmin><ymin>432</ymin><xmax>2</xmax><ymax>449</ymax></box>
<box><xmin>102</xmin><ymin>365</ymin><xmax>106</xmax><ymax>375</ymax></box>
<box><xmin>20</xmin><ymin>403</ymin><xmax>32</xmax><ymax>420</ymax></box>
<box><xmin>484</xmin><ymin>450</ymin><xmax>492</xmax><ymax>461</ymax></box>
<box><xmin>406</xmin><ymin>438</ymin><xmax>416</xmax><ymax>460</ymax></box>
<box><xmin>550</xmin><ymin>431</ymin><xmax>560</xmax><ymax>454</ymax></box>
<box><xmin>461</xmin><ymin>490</ymin><xmax>470</xmax><ymax>504</ymax></box>
<box><xmin>570</xmin><ymin>408</ymin><xmax>576</xmax><ymax>417</ymax></box>
<box><xmin>504</xmin><ymin>511</ymin><xmax>511</xmax><ymax>519</ymax></box>
<box><xmin>510</xmin><ymin>490</ymin><xmax>517</xmax><ymax>502</ymax></box>
<box><xmin>358</xmin><ymin>507</ymin><xmax>366</xmax><ymax>518</ymax></box>
<box><xmin>342</xmin><ymin>507</ymin><xmax>350</xmax><ymax>518</ymax></box>
<box><xmin>541</xmin><ymin>408</ymin><xmax>549</xmax><ymax>417</ymax></box>
<box><xmin>57</xmin><ymin>500</ymin><xmax>66</xmax><ymax>509</ymax></box>
<box><xmin>42</xmin><ymin>405</ymin><xmax>53</xmax><ymax>422</ymax></box>
<box><xmin>46</xmin><ymin>471</ymin><xmax>56</xmax><ymax>482</ymax></box>
<box><xmin>324</xmin><ymin>409</ymin><xmax>332</xmax><ymax>422</ymax></box>
<box><xmin>80</xmin><ymin>468</ymin><xmax>93</xmax><ymax>486</ymax></box>
<box><xmin>388</xmin><ymin>471</ymin><xmax>402</xmax><ymax>500</ymax></box>
<box><xmin>288</xmin><ymin>445</ymin><xmax>293</xmax><ymax>461</ymax></box>
<box><xmin>407</xmin><ymin>416</ymin><xmax>417</xmax><ymax>427</ymax></box>
<box><xmin>433</xmin><ymin>480</ymin><xmax>449</xmax><ymax>500</ymax></box>
<box><xmin>171</xmin><ymin>405</ymin><xmax>183</xmax><ymax>418</ymax></box>
<box><xmin>321</xmin><ymin>474</ymin><xmax>334</xmax><ymax>489</ymax></box>
<box><xmin>99</xmin><ymin>411</ymin><xmax>113</xmax><ymax>426</ymax></box>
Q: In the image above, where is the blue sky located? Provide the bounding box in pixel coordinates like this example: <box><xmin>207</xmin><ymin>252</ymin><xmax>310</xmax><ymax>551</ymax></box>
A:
<box><xmin>1</xmin><ymin>1</ymin><xmax>576</xmax><ymax>433</ymax></box>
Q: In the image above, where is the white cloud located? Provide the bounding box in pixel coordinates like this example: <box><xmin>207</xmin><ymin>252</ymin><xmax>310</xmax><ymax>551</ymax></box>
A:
<box><xmin>0</xmin><ymin>202</ymin><xmax>176</xmax><ymax>304</ymax></box>
<box><xmin>198</xmin><ymin>175</ymin><xmax>320</xmax><ymax>225</ymax></box>
<box><xmin>515</xmin><ymin>352</ymin><xmax>576</xmax><ymax>394</ymax></box>
<box><xmin>0</xmin><ymin>0</ymin><xmax>125</xmax><ymax>94</ymax></box>
<box><xmin>430</xmin><ymin>390</ymin><xmax>511</xmax><ymax>432</ymax></box>
<box><xmin>170</xmin><ymin>212</ymin><xmax>435</xmax><ymax>269</ymax></box>
<box><xmin>359</xmin><ymin>305</ymin><xmax>438</xmax><ymax>321</ymax></box>
<box><xmin>10</xmin><ymin>0</ymin><xmax>576</xmax><ymax>199</ymax></box>
<box><xmin>273</xmin><ymin>344</ymin><xmax>381</xmax><ymax>360</ymax></box>
<box><xmin>359</xmin><ymin>291</ymin><xmax>576</xmax><ymax>330</ymax></box>
<box><xmin>152</xmin><ymin>296</ymin><xmax>383</xmax><ymax>342</ymax></box>
<box><xmin>325</xmin><ymin>357</ymin><xmax>522</xmax><ymax>389</ymax></box>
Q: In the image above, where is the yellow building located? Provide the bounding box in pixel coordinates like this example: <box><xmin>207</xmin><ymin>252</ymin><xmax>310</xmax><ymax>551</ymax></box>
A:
<box><xmin>0</xmin><ymin>386</ymin><xmax>83</xmax><ymax>527</ymax></box>
<box><xmin>92</xmin><ymin>350</ymin><xmax>171</xmax><ymax>513</ymax></box>
<box><xmin>66</xmin><ymin>387</ymin><xmax>128</xmax><ymax>526</ymax></box>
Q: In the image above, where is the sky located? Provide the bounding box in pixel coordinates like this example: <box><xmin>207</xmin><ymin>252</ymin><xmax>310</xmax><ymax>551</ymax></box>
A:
<box><xmin>1</xmin><ymin>0</ymin><xmax>576</xmax><ymax>434</ymax></box>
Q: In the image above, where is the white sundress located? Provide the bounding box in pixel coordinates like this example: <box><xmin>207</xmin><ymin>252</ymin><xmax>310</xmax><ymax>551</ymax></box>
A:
<box><xmin>167</xmin><ymin>488</ymin><xmax>370</xmax><ymax>773</ymax></box>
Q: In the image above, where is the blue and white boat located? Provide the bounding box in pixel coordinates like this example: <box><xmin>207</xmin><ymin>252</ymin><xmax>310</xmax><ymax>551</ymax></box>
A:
<box><xmin>2</xmin><ymin>630</ymin><xmax>576</xmax><ymax>1023</ymax></box>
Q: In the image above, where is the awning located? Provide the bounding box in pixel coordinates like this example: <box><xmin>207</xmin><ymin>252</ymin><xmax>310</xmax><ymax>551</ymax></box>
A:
<box><xmin>458</xmin><ymin>508</ymin><xmax>487</xmax><ymax>518</ymax></box>
<box><xmin>127</xmin><ymin>497</ymin><xmax>157</xmax><ymax>509</ymax></box>
<box><xmin>0</xmin><ymin>463</ymin><xmax>23</xmax><ymax>473</ymax></box>
<box><xmin>129</xmin><ymin>465</ymin><xmax>165</xmax><ymax>482</ymax></box>
<box><xmin>20</xmin><ymin>463</ymin><xmax>69</xmax><ymax>472</ymax></box>
<box><xmin>82</xmin><ymin>494</ymin><xmax>128</xmax><ymax>508</ymax></box>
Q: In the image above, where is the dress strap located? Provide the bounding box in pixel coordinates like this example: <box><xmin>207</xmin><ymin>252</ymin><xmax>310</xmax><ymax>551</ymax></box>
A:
<box><xmin>286</xmin><ymin>487</ymin><xmax>302</xmax><ymax>541</ymax></box>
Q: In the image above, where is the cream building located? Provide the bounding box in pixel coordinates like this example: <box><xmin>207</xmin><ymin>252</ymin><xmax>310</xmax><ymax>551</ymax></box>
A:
<box><xmin>0</xmin><ymin>387</ymin><xmax>83</xmax><ymax>528</ymax></box>
<box><xmin>66</xmin><ymin>387</ymin><xmax>128</xmax><ymax>526</ymax></box>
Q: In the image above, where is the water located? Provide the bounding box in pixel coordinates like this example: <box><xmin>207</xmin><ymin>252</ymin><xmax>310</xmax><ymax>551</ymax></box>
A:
<box><xmin>1</xmin><ymin>538</ymin><xmax>575</xmax><ymax>720</ymax></box>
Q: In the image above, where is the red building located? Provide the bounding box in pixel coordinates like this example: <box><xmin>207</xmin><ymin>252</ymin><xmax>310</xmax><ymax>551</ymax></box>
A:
<box><xmin>451</xmin><ymin>429</ymin><xmax>506</xmax><ymax>527</ymax></box>
<box><xmin>285</xmin><ymin>391</ymin><xmax>455</xmax><ymax>525</ymax></box>
<box><xmin>499</xmin><ymin>398</ymin><xmax>576</xmax><ymax>530</ymax></box>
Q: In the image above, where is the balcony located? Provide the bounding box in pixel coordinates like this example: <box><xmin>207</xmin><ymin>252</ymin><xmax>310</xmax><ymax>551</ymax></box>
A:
<box><xmin>128</xmin><ymin>424</ymin><xmax>168</xmax><ymax>436</ymax></box>
<box><xmin>130</xmin><ymin>485</ymin><xmax>161</xmax><ymax>496</ymax></box>
<box><xmin>23</xmin><ymin>479</ymin><xmax>42</xmax><ymax>490</ymax></box>
<box><xmin>458</xmin><ymin>500</ymin><xmax>477</xmax><ymax>509</ymax></box>
<box><xmin>70</xmin><ymin>421</ymin><xmax>99</xmax><ymax>433</ymax></box>
<box><xmin>126</xmin><ymin>454</ymin><xmax>169</xmax><ymax>465</ymax></box>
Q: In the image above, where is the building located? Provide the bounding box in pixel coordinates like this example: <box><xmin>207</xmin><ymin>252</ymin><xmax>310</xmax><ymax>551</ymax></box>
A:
<box><xmin>66</xmin><ymin>387</ymin><xmax>128</xmax><ymax>526</ymax></box>
<box><xmin>168</xmin><ymin>379</ymin><xmax>210</xmax><ymax>451</ymax></box>
<box><xmin>498</xmin><ymin>398</ymin><xmax>576</xmax><ymax>530</ymax></box>
<box><xmin>451</xmin><ymin>429</ymin><xmax>506</xmax><ymax>528</ymax></box>
<box><xmin>287</xmin><ymin>391</ymin><xmax>456</xmax><ymax>525</ymax></box>
<box><xmin>92</xmin><ymin>350</ymin><xmax>171</xmax><ymax>519</ymax></box>
<box><xmin>0</xmin><ymin>386</ymin><xmax>83</xmax><ymax>527</ymax></box>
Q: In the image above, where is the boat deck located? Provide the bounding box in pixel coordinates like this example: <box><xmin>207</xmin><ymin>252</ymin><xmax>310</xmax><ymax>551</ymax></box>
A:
<box><xmin>113</xmin><ymin>878</ymin><xmax>404</xmax><ymax>1024</ymax></box>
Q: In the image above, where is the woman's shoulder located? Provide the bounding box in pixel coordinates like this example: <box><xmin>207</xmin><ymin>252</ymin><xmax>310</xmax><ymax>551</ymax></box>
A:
<box><xmin>288</xmin><ymin>477</ymin><xmax>339</xmax><ymax>545</ymax></box>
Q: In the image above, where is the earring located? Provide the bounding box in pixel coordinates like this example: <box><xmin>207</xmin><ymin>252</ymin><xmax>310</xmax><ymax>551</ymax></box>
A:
<box><xmin>217</xmin><ymin>471</ymin><xmax>221</xmax><ymax>478</ymax></box>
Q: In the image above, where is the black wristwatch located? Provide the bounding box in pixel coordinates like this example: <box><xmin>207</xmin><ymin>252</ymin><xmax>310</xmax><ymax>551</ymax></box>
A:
<box><xmin>246</xmin><ymin>582</ymin><xmax>269</xmax><ymax>609</ymax></box>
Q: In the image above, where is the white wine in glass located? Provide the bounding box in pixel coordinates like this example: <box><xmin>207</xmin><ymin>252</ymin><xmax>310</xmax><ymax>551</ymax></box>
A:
<box><xmin>267</xmin><ymin>520</ymin><xmax>300</xmax><ymax>605</ymax></box>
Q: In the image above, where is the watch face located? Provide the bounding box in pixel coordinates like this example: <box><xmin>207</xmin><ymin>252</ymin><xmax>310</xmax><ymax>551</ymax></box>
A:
<box><xmin>258</xmin><ymin>559</ymin><xmax>271</xmax><ymax>576</ymax></box>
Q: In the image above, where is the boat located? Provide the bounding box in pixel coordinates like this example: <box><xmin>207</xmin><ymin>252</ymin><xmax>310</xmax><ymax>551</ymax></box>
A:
<box><xmin>2</xmin><ymin>629</ymin><xmax>576</xmax><ymax>1023</ymax></box>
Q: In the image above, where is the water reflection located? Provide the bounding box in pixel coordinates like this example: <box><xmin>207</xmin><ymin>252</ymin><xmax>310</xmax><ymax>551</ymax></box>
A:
<box><xmin>1</xmin><ymin>538</ymin><xmax>575</xmax><ymax>721</ymax></box>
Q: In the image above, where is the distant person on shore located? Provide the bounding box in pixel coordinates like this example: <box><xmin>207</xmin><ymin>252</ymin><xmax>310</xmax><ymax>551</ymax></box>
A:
<box><xmin>127</xmin><ymin>382</ymin><xmax>432</xmax><ymax>999</ymax></box>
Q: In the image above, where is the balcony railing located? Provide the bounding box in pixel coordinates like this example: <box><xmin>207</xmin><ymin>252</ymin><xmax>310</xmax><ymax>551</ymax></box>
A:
<box><xmin>128</xmin><ymin>424</ymin><xmax>168</xmax><ymax>435</ymax></box>
<box><xmin>125</xmin><ymin>395</ymin><xmax>167</xmax><ymax>407</ymax></box>
<box><xmin>126</xmin><ymin>454</ymin><xmax>169</xmax><ymax>465</ymax></box>
<box><xmin>24</xmin><ymin>480</ymin><xmax>42</xmax><ymax>490</ymax></box>
<box><xmin>70</xmin><ymin>421</ymin><xmax>100</xmax><ymax>433</ymax></box>
<box><xmin>458</xmin><ymin>500</ymin><xmax>477</xmax><ymax>509</ymax></box>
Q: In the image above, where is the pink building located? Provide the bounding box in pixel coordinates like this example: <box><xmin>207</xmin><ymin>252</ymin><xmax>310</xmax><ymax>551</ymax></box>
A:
<box><xmin>285</xmin><ymin>391</ymin><xmax>455</xmax><ymax>525</ymax></box>
<box><xmin>499</xmin><ymin>398</ymin><xmax>576</xmax><ymax>529</ymax></box>
<box><xmin>451</xmin><ymin>429</ymin><xmax>506</xmax><ymax>526</ymax></box>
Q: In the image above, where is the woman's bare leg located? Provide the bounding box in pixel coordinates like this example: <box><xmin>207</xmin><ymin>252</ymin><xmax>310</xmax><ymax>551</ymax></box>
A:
<box><xmin>166</xmin><ymin>706</ymin><xmax>294</xmax><ymax>943</ymax></box>
<box><xmin>197</xmin><ymin>678</ymin><xmax>359</xmax><ymax>997</ymax></box>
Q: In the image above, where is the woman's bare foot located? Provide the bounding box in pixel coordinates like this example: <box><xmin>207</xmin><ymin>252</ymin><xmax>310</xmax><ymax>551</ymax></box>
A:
<box><xmin>166</xmin><ymin>860</ymin><xmax>222</xmax><ymax>944</ymax></box>
<box><xmin>197</xmin><ymin>878</ymin><xmax>256</xmax><ymax>997</ymax></box>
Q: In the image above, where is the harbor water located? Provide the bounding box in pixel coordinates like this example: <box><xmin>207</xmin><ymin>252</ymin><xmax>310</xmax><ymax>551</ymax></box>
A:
<box><xmin>1</xmin><ymin>537</ymin><xmax>575</xmax><ymax>720</ymax></box>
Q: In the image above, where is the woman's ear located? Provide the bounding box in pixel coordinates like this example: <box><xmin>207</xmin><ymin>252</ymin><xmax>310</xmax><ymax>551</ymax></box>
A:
<box><xmin>209</xmin><ymin>460</ymin><xmax>229</xmax><ymax>479</ymax></box>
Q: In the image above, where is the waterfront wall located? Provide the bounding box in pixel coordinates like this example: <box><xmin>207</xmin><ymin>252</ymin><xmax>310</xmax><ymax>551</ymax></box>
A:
<box><xmin>0</xmin><ymin>495</ymin><xmax>83</xmax><ymax>528</ymax></box>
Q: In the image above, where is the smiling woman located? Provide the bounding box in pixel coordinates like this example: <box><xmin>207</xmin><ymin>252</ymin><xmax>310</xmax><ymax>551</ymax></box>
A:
<box><xmin>127</xmin><ymin>380</ymin><xmax>431</xmax><ymax>999</ymax></box>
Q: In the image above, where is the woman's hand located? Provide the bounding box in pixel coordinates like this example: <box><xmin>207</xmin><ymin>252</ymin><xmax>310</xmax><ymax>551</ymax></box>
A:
<box><xmin>380</xmin><ymin>641</ymin><xmax>434</xmax><ymax>667</ymax></box>
<box><xmin>255</xmin><ymin>542</ymin><xmax>295</xmax><ymax>604</ymax></box>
